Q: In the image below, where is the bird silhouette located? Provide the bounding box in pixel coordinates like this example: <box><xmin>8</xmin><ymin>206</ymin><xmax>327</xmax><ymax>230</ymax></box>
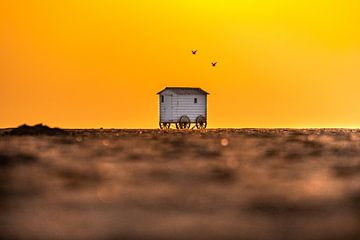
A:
<box><xmin>211</xmin><ymin>62</ymin><xmax>217</xmax><ymax>67</ymax></box>
<box><xmin>192</xmin><ymin>50</ymin><xmax>198</xmax><ymax>55</ymax></box>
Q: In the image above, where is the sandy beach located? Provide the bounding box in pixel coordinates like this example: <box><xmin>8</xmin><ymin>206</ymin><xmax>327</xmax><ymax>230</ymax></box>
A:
<box><xmin>1</xmin><ymin>128</ymin><xmax>360</xmax><ymax>239</ymax></box>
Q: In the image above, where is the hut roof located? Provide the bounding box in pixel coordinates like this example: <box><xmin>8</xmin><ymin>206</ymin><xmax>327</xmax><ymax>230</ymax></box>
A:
<box><xmin>157</xmin><ymin>87</ymin><xmax>209</xmax><ymax>95</ymax></box>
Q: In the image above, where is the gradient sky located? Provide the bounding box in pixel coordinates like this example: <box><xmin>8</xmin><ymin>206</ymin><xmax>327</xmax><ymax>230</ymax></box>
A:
<box><xmin>1</xmin><ymin>0</ymin><xmax>360</xmax><ymax>128</ymax></box>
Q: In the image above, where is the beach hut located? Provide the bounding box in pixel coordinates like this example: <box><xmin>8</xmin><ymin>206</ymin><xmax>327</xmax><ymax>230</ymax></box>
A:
<box><xmin>157</xmin><ymin>87</ymin><xmax>209</xmax><ymax>129</ymax></box>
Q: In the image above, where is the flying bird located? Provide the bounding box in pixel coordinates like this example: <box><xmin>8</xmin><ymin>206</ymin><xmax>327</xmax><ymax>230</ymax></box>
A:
<box><xmin>211</xmin><ymin>62</ymin><xmax>218</xmax><ymax>67</ymax></box>
<box><xmin>192</xmin><ymin>50</ymin><xmax>198</xmax><ymax>55</ymax></box>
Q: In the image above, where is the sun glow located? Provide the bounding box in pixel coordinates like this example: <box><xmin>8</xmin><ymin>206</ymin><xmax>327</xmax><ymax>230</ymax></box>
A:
<box><xmin>1</xmin><ymin>0</ymin><xmax>360</xmax><ymax>128</ymax></box>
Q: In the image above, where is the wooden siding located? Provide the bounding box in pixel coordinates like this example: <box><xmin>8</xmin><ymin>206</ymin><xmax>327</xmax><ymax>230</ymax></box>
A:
<box><xmin>159</xmin><ymin>91</ymin><xmax>173</xmax><ymax>122</ymax></box>
<box><xmin>159</xmin><ymin>92</ymin><xmax>207</xmax><ymax>122</ymax></box>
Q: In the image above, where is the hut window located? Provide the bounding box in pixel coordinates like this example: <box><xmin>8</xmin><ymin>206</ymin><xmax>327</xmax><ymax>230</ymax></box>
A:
<box><xmin>194</xmin><ymin>98</ymin><xmax>197</xmax><ymax>104</ymax></box>
<box><xmin>161</xmin><ymin>95</ymin><xmax>164</xmax><ymax>103</ymax></box>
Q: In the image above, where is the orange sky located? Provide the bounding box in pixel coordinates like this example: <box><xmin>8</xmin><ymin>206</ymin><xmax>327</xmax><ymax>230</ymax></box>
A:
<box><xmin>1</xmin><ymin>0</ymin><xmax>360</xmax><ymax>128</ymax></box>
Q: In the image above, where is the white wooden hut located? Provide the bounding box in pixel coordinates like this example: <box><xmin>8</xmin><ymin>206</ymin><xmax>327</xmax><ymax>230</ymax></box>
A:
<box><xmin>157</xmin><ymin>87</ymin><xmax>209</xmax><ymax>129</ymax></box>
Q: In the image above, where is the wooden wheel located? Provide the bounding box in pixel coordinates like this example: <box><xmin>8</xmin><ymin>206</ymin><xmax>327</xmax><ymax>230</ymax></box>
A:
<box><xmin>178</xmin><ymin>115</ymin><xmax>191</xmax><ymax>129</ymax></box>
<box><xmin>159</xmin><ymin>122</ymin><xmax>171</xmax><ymax>129</ymax></box>
<box><xmin>196</xmin><ymin>115</ymin><xmax>207</xmax><ymax>129</ymax></box>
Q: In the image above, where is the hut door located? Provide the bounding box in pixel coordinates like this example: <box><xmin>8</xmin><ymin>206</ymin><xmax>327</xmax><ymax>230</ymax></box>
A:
<box><xmin>164</xmin><ymin>95</ymin><xmax>172</xmax><ymax>121</ymax></box>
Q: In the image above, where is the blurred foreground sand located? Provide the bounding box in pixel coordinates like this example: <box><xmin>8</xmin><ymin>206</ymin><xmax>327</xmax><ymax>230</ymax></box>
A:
<box><xmin>1</xmin><ymin>129</ymin><xmax>360</xmax><ymax>239</ymax></box>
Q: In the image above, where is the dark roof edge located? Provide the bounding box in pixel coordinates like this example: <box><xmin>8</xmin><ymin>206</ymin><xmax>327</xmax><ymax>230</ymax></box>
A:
<box><xmin>156</xmin><ymin>87</ymin><xmax>209</xmax><ymax>95</ymax></box>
